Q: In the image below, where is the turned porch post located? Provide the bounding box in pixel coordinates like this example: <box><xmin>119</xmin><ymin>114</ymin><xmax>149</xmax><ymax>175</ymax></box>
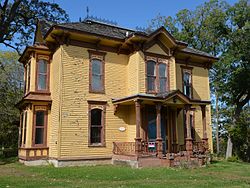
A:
<box><xmin>201</xmin><ymin>105</ymin><xmax>208</xmax><ymax>151</ymax></box>
<box><xmin>156</xmin><ymin>103</ymin><xmax>163</xmax><ymax>158</ymax></box>
<box><xmin>185</xmin><ymin>105</ymin><xmax>193</xmax><ymax>155</ymax></box>
<box><xmin>135</xmin><ymin>100</ymin><xmax>142</xmax><ymax>155</ymax></box>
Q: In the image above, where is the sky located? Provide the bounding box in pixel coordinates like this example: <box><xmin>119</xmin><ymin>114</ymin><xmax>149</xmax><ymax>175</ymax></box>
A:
<box><xmin>1</xmin><ymin>0</ymin><xmax>239</xmax><ymax>51</ymax></box>
<box><xmin>53</xmin><ymin>0</ymin><xmax>238</xmax><ymax>29</ymax></box>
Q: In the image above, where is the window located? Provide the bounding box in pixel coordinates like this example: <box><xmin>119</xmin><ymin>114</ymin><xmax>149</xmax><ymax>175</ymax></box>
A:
<box><xmin>159</xmin><ymin>63</ymin><xmax>167</xmax><ymax>93</ymax></box>
<box><xmin>19</xmin><ymin>111</ymin><xmax>27</xmax><ymax>147</ymax></box>
<box><xmin>182</xmin><ymin>67</ymin><xmax>193</xmax><ymax>98</ymax></box>
<box><xmin>36</xmin><ymin>58</ymin><xmax>49</xmax><ymax>91</ymax></box>
<box><xmin>88</xmin><ymin>50</ymin><xmax>106</xmax><ymax>93</ymax></box>
<box><xmin>33</xmin><ymin>107</ymin><xmax>47</xmax><ymax>146</ymax></box>
<box><xmin>88</xmin><ymin>101</ymin><xmax>106</xmax><ymax>146</ymax></box>
<box><xmin>24</xmin><ymin>62</ymin><xmax>31</xmax><ymax>94</ymax></box>
<box><xmin>146</xmin><ymin>61</ymin><xmax>156</xmax><ymax>92</ymax></box>
<box><xmin>91</xmin><ymin>59</ymin><xmax>103</xmax><ymax>91</ymax></box>
<box><xmin>146</xmin><ymin>56</ymin><xmax>168</xmax><ymax>93</ymax></box>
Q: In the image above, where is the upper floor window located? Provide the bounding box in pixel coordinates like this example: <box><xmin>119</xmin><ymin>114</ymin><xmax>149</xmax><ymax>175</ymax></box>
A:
<box><xmin>37</xmin><ymin>59</ymin><xmax>48</xmax><ymax>90</ymax></box>
<box><xmin>182</xmin><ymin>68</ymin><xmax>192</xmax><ymax>98</ymax></box>
<box><xmin>88</xmin><ymin>50</ymin><xmax>106</xmax><ymax>93</ymax></box>
<box><xmin>159</xmin><ymin>63</ymin><xmax>167</xmax><ymax>93</ymax></box>
<box><xmin>146</xmin><ymin>56</ymin><xmax>168</xmax><ymax>93</ymax></box>
<box><xmin>88</xmin><ymin>101</ymin><xmax>107</xmax><ymax>146</ymax></box>
<box><xmin>146</xmin><ymin>60</ymin><xmax>156</xmax><ymax>92</ymax></box>
<box><xmin>33</xmin><ymin>106</ymin><xmax>48</xmax><ymax>147</ymax></box>
<box><xmin>24</xmin><ymin>61</ymin><xmax>31</xmax><ymax>94</ymax></box>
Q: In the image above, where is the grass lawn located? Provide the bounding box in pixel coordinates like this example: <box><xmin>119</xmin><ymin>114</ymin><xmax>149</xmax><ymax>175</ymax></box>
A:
<box><xmin>0</xmin><ymin>158</ymin><xmax>249</xmax><ymax>188</ymax></box>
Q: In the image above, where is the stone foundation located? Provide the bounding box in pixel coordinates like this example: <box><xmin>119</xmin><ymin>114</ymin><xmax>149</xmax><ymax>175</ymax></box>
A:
<box><xmin>112</xmin><ymin>152</ymin><xmax>209</xmax><ymax>168</ymax></box>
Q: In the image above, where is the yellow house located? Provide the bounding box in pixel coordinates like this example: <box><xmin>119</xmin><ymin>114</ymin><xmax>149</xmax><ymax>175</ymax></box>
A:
<box><xmin>17</xmin><ymin>19</ymin><xmax>217</xmax><ymax>167</ymax></box>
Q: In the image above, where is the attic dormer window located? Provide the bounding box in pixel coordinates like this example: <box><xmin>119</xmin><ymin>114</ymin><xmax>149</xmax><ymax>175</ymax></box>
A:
<box><xmin>36</xmin><ymin>56</ymin><xmax>50</xmax><ymax>92</ymax></box>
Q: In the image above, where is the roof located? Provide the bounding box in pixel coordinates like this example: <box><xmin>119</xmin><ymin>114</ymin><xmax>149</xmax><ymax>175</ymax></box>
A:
<box><xmin>180</xmin><ymin>47</ymin><xmax>218</xmax><ymax>59</ymax></box>
<box><xmin>38</xmin><ymin>19</ymin><xmax>217</xmax><ymax>60</ymax></box>
<box><xmin>56</xmin><ymin>19</ymin><xmax>136</xmax><ymax>40</ymax></box>
<box><xmin>112</xmin><ymin>89</ymin><xmax>210</xmax><ymax>105</ymax></box>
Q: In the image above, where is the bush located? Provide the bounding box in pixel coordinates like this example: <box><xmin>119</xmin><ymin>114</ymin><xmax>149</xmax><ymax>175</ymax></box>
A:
<box><xmin>227</xmin><ymin>156</ymin><xmax>239</xmax><ymax>162</ymax></box>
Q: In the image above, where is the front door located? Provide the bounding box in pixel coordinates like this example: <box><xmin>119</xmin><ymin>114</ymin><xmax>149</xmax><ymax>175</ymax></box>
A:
<box><xmin>147</xmin><ymin>109</ymin><xmax>166</xmax><ymax>154</ymax></box>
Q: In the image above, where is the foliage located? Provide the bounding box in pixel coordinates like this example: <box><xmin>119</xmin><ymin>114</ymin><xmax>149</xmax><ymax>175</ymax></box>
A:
<box><xmin>0</xmin><ymin>0</ymin><xmax>69</xmax><ymax>54</ymax></box>
<box><xmin>229</xmin><ymin>107</ymin><xmax>250</xmax><ymax>162</ymax></box>
<box><xmin>0</xmin><ymin>51</ymin><xmax>23</xmax><ymax>150</ymax></box>
<box><xmin>149</xmin><ymin>0</ymin><xmax>250</xmax><ymax>160</ymax></box>
<box><xmin>227</xmin><ymin>156</ymin><xmax>239</xmax><ymax>162</ymax></box>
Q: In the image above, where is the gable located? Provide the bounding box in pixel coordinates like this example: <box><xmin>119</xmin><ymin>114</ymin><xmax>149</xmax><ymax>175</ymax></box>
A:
<box><xmin>146</xmin><ymin>44</ymin><xmax>170</xmax><ymax>56</ymax></box>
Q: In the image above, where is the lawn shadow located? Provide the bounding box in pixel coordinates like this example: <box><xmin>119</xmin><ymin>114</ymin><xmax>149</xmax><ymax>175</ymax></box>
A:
<box><xmin>0</xmin><ymin>156</ymin><xmax>18</xmax><ymax>165</ymax></box>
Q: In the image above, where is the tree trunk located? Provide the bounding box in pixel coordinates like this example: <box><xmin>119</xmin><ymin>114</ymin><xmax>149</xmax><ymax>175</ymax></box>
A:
<box><xmin>215</xmin><ymin>90</ymin><xmax>220</xmax><ymax>154</ymax></box>
<box><xmin>226</xmin><ymin>135</ymin><xmax>233</xmax><ymax>159</ymax></box>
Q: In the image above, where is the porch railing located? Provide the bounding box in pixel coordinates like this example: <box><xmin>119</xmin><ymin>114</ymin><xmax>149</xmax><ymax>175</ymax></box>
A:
<box><xmin>193</xmin><ymin>141</ymin><xmax>208</xmax><ymax>154</ymax></box>
<box><xmin>113</xmin><ymin>142</ymin><xmax>135</xmax><ymax>155</ymax></box>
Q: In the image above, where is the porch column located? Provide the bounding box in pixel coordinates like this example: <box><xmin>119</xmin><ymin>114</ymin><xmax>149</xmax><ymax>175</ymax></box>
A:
<box><xmin>201</xmin><ymin>105</ymin><xmax>208</xmax><ymax>151</ymax></box>
<box><xmin>156</xmin><ymin>103</ymin><xmax>163</xmax><ymax>158</ymax></box>
<box><xmin>135</xmin><ymin>100</ymin><xmax>142</xmax><ymax>156</ymax></box>
<box><xmin>185</xmin><ymin>105</ymin><xmax>193</xmax><ymax>155</ymax></box>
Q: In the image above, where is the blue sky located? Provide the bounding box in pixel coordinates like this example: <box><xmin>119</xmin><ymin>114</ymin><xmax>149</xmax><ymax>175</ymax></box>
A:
<box><xmin>1</xmin><ymin>0</ymin><xmax>238</xmax><ymax>51</ymax></box>
<box><xmin>54</xmin><ymin>0</ymin><xmax>238</xmax><ymax>29</ymax></box>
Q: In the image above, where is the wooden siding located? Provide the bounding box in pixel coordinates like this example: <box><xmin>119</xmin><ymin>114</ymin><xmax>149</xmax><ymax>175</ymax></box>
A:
<box><xmin>169</xmin><ymin>57</ymin><xmax>176</xmax><ymax>90</ymax></box>
<box><xmin>176</xmin><ymin>63</ymin><xmax>212</xmax><ymax>150</ymax></box>
<box><xmin>59</xmin><ymin>45</ymin><xmax>129</xmax><ymax>158</ymax></box>
<box><xmin>138</xmin><ymin>51</ymin><xmax>146</xmax><ymax>93</ymax></box>
<box><xmin>29</xmin><ymin>55</ymin><xmax>36</xmax><ymax>92</ymax></box>
<box><xmin>127</xmin><ymin>52</ymin><xmax>139</xmax><ymax>95</ymax></box>
<box><xmin>49</xmin><ymin>47</ymin><xmax>62</xmax><ymax>158</ymax></box>
<box><xmin>146</xmin><ymin>44</ymin><xmax>167</xmax><ymax>55</ymax></box>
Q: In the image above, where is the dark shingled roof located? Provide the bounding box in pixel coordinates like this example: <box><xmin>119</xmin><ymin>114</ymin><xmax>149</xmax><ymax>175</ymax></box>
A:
<box><xmin>39</xmin><ymin>20</ymin><xmax>53</xmax><ymax>37</ymax></box>
<box><xmin>39</xmin><ymin>19</ymin><xmax>217</xmax><ymax>59</ymax></box>
<box><xmin>180</xmin><ymin>47</ymin><xmax>216</xmax><ymax>59</ymax></box>
<box><xmin>57</xmin><ymin>19</ymin><xmax>136</xmax><ymax>40</ymax></box>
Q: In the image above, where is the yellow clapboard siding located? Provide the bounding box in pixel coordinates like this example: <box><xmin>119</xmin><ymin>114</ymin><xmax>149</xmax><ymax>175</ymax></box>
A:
<box><xmin>49</xmin><ymin>47</ymin><xmax>62</xmax><ymax>158</ymax></box>
<box><xmin>59</xmin><ymin>45</ymin><xmax>129</xmax><ymax>157</ymax></box>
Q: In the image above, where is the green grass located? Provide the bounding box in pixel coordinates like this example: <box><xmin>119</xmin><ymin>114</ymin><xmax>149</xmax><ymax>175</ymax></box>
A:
<box><xmin>0</xmin><ymin>159</ymin><xmax>249</xmax><ymax>188</ymax></box>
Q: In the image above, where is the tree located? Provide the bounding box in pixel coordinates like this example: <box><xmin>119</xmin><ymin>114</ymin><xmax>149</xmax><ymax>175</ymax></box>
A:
<box><xmin>149</xmin><ymin>0</ymin><xmax>229</xmax><ymax>155</ymax></box>
<box><xmin>0</xmin><ymin>51</ymin><xmax>23</xmax><ymax>150</ymax></box>
<box><xmin>0</xmin><ymin>0</ymin><xmax>69</xmax><ymax>54</ymax></box>
<box><xmin>149</xmin><ymin>0</ymin><xmax>250</xmax><ymax>160</ymax></box>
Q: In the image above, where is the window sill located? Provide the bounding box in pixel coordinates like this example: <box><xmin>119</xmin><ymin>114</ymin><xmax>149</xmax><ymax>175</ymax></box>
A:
<box><xmin>88</xmin><ymin>143</ymin><xmax>106</xmax><ymax>147</ymax></box>
<box><xmin>89</xmin><ymin>90</ymin><xmax>105</xmax><ymax>94</ymax></box>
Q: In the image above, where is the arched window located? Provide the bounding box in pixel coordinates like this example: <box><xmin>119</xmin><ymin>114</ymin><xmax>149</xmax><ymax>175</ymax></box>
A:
<box><xmin>146</xmin><ymin>60</ymin><xmax>156</xmax><ymax>92</ymax></box>
<box><xmin>91</xmin><ymin>59</ymin><xmax>104</xmax><ymax>92</ymax></box>
<box><xmin>37</xmin><ymin>59</ymin><xmax>49</xmax><ymax>91</ymax></box>
<box><xmin>88</xmin><ymin>101</ymin><xmax>106</xmax><ymax>146</ymax></box>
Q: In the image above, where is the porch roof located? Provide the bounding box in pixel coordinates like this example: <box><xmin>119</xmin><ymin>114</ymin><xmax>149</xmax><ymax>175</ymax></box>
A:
<box><xmin>112</xmin><ymin>90</ymin><xmax>210</xmax><ymax>106</ymax></box>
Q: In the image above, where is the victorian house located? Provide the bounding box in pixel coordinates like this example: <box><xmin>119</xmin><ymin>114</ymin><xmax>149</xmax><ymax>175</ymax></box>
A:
<box><xmin>17</xmin><ymin>19</ymin><xmax>217</xmax><ymax>167</ymax></box>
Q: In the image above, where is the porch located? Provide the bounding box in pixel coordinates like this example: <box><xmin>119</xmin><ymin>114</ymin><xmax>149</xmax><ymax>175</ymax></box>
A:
<box><xmin>112</xmin><ymin>90</ymin><xmax>210</xmax><ymax>168</ymax></box>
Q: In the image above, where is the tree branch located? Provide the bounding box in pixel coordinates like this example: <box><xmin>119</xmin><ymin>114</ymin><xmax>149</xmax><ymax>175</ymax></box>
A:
<box><xmin>2</xmin><ymin>42</ymin><xmax>21</xmax><ymax>55</ymax></box>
